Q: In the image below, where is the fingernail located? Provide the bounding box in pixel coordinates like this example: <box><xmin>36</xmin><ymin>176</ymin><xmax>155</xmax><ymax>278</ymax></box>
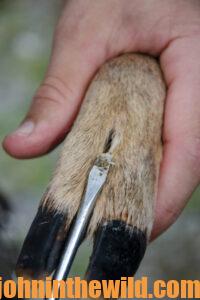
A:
<box><xmin>13</xmin><ymin>120</ymin><xmax>35</xmax><ymax>136</ymax></box>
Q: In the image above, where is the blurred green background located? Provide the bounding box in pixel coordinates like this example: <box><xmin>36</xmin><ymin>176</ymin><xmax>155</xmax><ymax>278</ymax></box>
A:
<box><xmin>0</xmin><ymin>0</ymin><xmax>199</xmax><ymax>288</ymax></box>
<box><xmin>0</xmin><ymin>0</ymin><xmax>60</xmax><ymax>195</ymax></box>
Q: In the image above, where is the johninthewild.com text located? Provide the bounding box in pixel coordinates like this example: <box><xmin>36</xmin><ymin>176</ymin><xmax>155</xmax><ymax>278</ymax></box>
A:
<box><xmin>0</xmin><ymin>276</ymin><xmax>200</xmax><ymax>299</ymax></box>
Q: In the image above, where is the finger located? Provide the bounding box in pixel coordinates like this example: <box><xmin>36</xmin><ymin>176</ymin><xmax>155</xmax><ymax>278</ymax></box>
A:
<box><xmin>3</xmin><ymin>14</ymin><xmax>106</xmax><ymax>159</ymax></box>
<box><xmin>152</xmin><ymin>37</ymin><xmax>200</xmax><ymax>239</ymax></box>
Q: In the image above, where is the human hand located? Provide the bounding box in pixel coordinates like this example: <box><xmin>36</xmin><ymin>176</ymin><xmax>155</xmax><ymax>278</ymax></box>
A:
<box><xmin>3</xmin><ymin>0</ymin><xmax>200</xmax><ymax>239</ymax></box>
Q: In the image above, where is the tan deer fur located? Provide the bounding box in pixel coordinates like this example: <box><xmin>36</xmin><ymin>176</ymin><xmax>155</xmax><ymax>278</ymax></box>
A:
<box><xmin>42</xmin><ymin>53</ymin><xmax>166</xmax><ymax>240</ymax></box>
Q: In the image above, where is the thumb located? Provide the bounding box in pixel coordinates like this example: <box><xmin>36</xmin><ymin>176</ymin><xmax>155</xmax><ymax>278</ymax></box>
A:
<box><xmin>3</xmin><ymin>26</ymin><xmax>105</xmax><ymax>158</ymax></box>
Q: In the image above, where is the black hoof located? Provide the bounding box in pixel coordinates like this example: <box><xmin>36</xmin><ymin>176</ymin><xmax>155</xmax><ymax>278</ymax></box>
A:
<box><xmin>86</xmin><ymin>220</ymin><xmax>146</xmax><ymax>281</ymax></box>
<box><xmin>15</xmin><ymin>206</ymin><xmax>67</xmax><ymax>279</ymax></box>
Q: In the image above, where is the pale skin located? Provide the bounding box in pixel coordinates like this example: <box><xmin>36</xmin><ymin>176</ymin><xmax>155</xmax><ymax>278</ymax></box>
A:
<box><xmin>3</xmin><ymin>0</ymin><xmax>200</xmax><ymax>239</ymax></box>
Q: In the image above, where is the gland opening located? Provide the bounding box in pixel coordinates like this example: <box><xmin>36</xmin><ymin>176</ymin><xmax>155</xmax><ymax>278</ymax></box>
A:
<box><xmin>103</xmin><ymin>129</ymin><xmax>115</xmax><ymax>153</ymax></box>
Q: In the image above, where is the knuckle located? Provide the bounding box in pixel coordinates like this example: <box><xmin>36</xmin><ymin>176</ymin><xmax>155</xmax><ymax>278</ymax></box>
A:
<box><xmin>34</xmin><ymin>76</ymin><xmax>74</xmax><ymax>106</ymax></box>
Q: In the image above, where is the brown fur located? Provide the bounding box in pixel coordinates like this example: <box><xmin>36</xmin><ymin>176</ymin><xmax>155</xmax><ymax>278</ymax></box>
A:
<box><xmin>42</xmin><ymin>53</ymin><xmax>166</xmax><ymax>240</ymax></box>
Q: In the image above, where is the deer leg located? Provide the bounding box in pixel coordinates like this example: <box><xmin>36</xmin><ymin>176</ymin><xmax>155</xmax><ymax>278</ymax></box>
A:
<box><xmin>15</xmin><ymin>53</ymin><xmax>165</xmax><ymax>282</ymax></box>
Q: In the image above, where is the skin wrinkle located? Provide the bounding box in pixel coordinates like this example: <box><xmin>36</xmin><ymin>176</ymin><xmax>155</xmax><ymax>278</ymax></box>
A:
<box><xmin>42</xmin><ymin>76</ymin><xmax>75</xmax><ymax>101</ymax></box>
<box><xmin>42</xmin><ymin>82</ymin><xmax>66</xmax><ymax>101</ymax></box>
